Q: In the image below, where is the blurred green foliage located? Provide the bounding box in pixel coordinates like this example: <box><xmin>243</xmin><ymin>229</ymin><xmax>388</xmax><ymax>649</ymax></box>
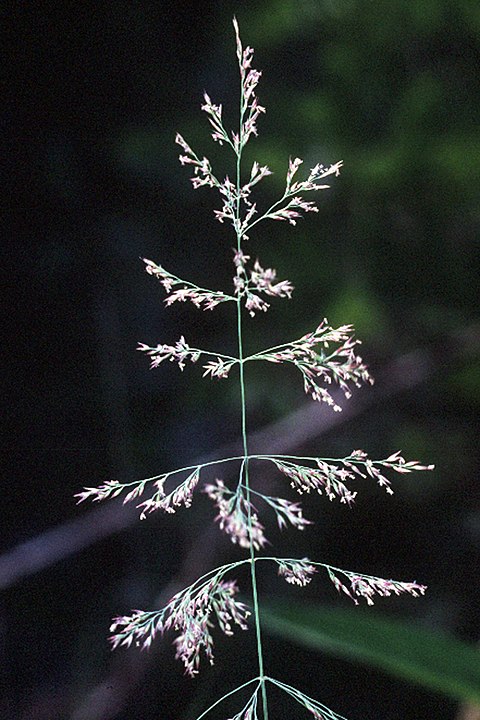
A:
<box><xmin>263</xmin><ymin>601</ymin><xmax>480</xmax><ymax>703</ymax></box>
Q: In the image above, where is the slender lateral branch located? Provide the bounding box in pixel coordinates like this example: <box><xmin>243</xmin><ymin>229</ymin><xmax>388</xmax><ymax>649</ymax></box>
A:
<box><xmin>244</xmin><ymin>341</ymin><xmax>354</xmax><ymax>364</ymax></box>
<box><xmin>242</xmin><ymin>320</ymin><xmax>374</xmax><ymax>412</ymax></box>
<box><xmin>252</xmin><ymin>451</ymin><xmax>433</xmax><ymax>503</ymax></box>
<box><xmin>75</xmin><ymin>455</ymin><xmax>245</xmax><ymax>509</ymax></box>
<box><xmin>265</xmin><ymin>677</ymin><xmax>350</xmax><ymax>720</ymax></box>
<box><xmin>252</xmin><ymin>452</ymin><xmax>433</xmax><ymax>469</ymax></box>
<box><xmin>242</xmin><ymin>190</ymin><xmax>289</xmax><ymax>233</ymax></box>
<box><xmin>138</xmin><ymin>337</ymin><xmax>238</xmax><ymax>366</ymax></box>
<box><xmin>194</xmin><ymin>678</ymin><xmax>261</xmax><ymax>720</ymax></box>
<box><xmin>254</xmin><ymin>556</ymin><xmax>426</xmax><ymax>601</ymax></box>
<box><xmin>243</xmin><ymin>156</ymin><xmax>343</xmax><ymax>236</ymax></box>
<box><xmin>143</xmin><ymin>257</ymin><xmax>236</xmax><ymax>308</ymax></box>
<box><xmin>141</xmin><ymin>345</ymin><xmax>238</xmax><ymax>363</ymax></box>
<box><xmin>162</xmin><ymin>558</ymin><xmax>250</xmax><ymax>593</ymax></box>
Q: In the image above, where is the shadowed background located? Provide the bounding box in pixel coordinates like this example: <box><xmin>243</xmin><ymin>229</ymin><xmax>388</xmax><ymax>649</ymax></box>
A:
<box><xmin>3</xmin><ymin>1</ymin><xmax>480</xmax><ymax>718</ymax></box>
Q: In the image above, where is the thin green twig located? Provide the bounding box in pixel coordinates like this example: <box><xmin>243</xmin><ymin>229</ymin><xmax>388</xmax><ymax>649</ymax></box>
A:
<box><xmin>193</xmin><ymin>677</ymin><xmax>260</xmax><ymax>720</ymax></box>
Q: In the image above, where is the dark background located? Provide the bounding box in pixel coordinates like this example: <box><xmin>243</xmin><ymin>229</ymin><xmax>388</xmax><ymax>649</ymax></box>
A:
<box><xmin>3</xmin><ymin>1</ymin><xmax>480</xmax><ymax>718</ymax></box>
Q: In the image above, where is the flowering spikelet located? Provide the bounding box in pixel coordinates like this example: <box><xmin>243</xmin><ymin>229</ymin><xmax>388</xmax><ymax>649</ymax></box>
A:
<box><xmin>261</xmin><ymin>494</ymin><xmax>312</xmax><ymax>531</ymax></box>
<box><xmin>271</xmin><ymin>459</ymin><xmax>358</xmax><ymax>505</ymax></box>
<box><xmin>250</xmin><ymin>260</ymin><xmax>294</xmax><ymax>298</ymax></box>
<box><xmin>137</xmin><ymin>467</ymin><xmax>200</xmax><ymax>518</ymax></box>
<box><xmin>277</xmin><ymin>559</ymin><xmax>318</xmax><ymax>587</ymax></box>
<box><xmin>204</xmin><ymin>479</ymin><xmax>268</xmax><ymax>550</ymax></box>
<box><xmin>233</xmin><ymin>252</ymin><xmax>294</xmax><ymax>316</ymax></box>
<box><xmin>376</xmin><ymin>449</ymin><xmax>434</xmax><ymax>474</ymax></box>
<box><xmin>137</xmin><ymin>336</ymin><xmax>201</xmax><ymax>371</ymax></box>
<box><xmin>202</xmin><ymin>357</ymin><xmax>236</xmax><ymax>379</ymax></box>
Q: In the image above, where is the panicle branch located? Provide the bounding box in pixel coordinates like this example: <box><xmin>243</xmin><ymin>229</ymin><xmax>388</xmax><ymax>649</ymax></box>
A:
<box><xmin>226</xmin><ymin>686</ymin><xmax>260</xmax><ymax>720</ymax></box>
<box><xmin>137</xmin><ymin>336</ymin><xmax>201</xmax><ymax>370</ymax></box>
<box><xmin>273</xmin><ymin>557</ymin><xmax>427</xmax><ymax>604</ymax></box>
<box><xmin>75</xmin><ymin>456</ymin><xmax>246</xmax><ymax>515</ymax></box>
<box><xmin>137</xmin><ymin>337</ymin><xmax>238</xmax><ymax>378</ymax></box>
<box><xmin>75</xmin><ymin>467</ymin><xmax>201</xmax><ymax>517</ymax></box>
<box><xmin>143</xmin><ymin>258</ymin><xmax>235</xmax><ymax>311</ymax></box>
<box><xmin>326</xmin><ymin>565</ymin><xmax>427</xmax><ymax>605</ymax></box>
<box><xmin>246</xmin><ymin>319</ymin><xmax>373</xmax><ymax>411</ymax></box>
<box><xmin>204</xmin><ymin>476</ymin><xmax>313</xmax><ymax>545</ymax></box>
<box><xmin>109</xmin><ymin>565</ymin><xmax>250</xmax><ymax>677</ymax></box>
<box><xmin>175</xmin><ymin>133</ymin><xmax>221</xmax><ymax>189</ymax></box>
<box><xmin>267</xmin><ymin>677</ymin><xmax>350</xmax><ymax>720</ymax></box>
<box><xmin>232</xmin><ymin>17</ymin><xmax>266</xmax><ymax>152</ymax></box>
<box><xmin>243</xmin><ymin>157</ymin><xmax>343</xmax><ymax>234</ymax></box>
<box><xmin>262</xmin><ymin>449</ymin><xmax>434</xmax><ymax>503</ymax></box>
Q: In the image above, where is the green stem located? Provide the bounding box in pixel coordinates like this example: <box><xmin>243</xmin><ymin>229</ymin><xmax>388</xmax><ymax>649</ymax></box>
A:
<box><xmin>237</xmin><ymin>293</ymin><xmax>269</xmax><ymax>719</ymax></box>
<box><xmin>236</xmin><ymin>132</ymin><xmax>268</xmax><ymax>719</ymax></box>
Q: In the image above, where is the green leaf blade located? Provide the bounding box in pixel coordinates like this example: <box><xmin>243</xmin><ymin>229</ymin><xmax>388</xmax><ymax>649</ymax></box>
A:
<box><xmin>262</xmin><ymin>602</ymin><xmax>480</xmax><ymax>704</ymax></box>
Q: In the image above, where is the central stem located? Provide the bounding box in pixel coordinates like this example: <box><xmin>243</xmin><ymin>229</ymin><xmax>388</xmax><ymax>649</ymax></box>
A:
<box><xmin>236</xmin><ymin>296</ymin><xmax>268</xmax><ymax>720</ymax></box>
<box><xmin>235</xmin><ymin>136</ymin><xmax>268</xmax><ymax>716</ymax></box>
